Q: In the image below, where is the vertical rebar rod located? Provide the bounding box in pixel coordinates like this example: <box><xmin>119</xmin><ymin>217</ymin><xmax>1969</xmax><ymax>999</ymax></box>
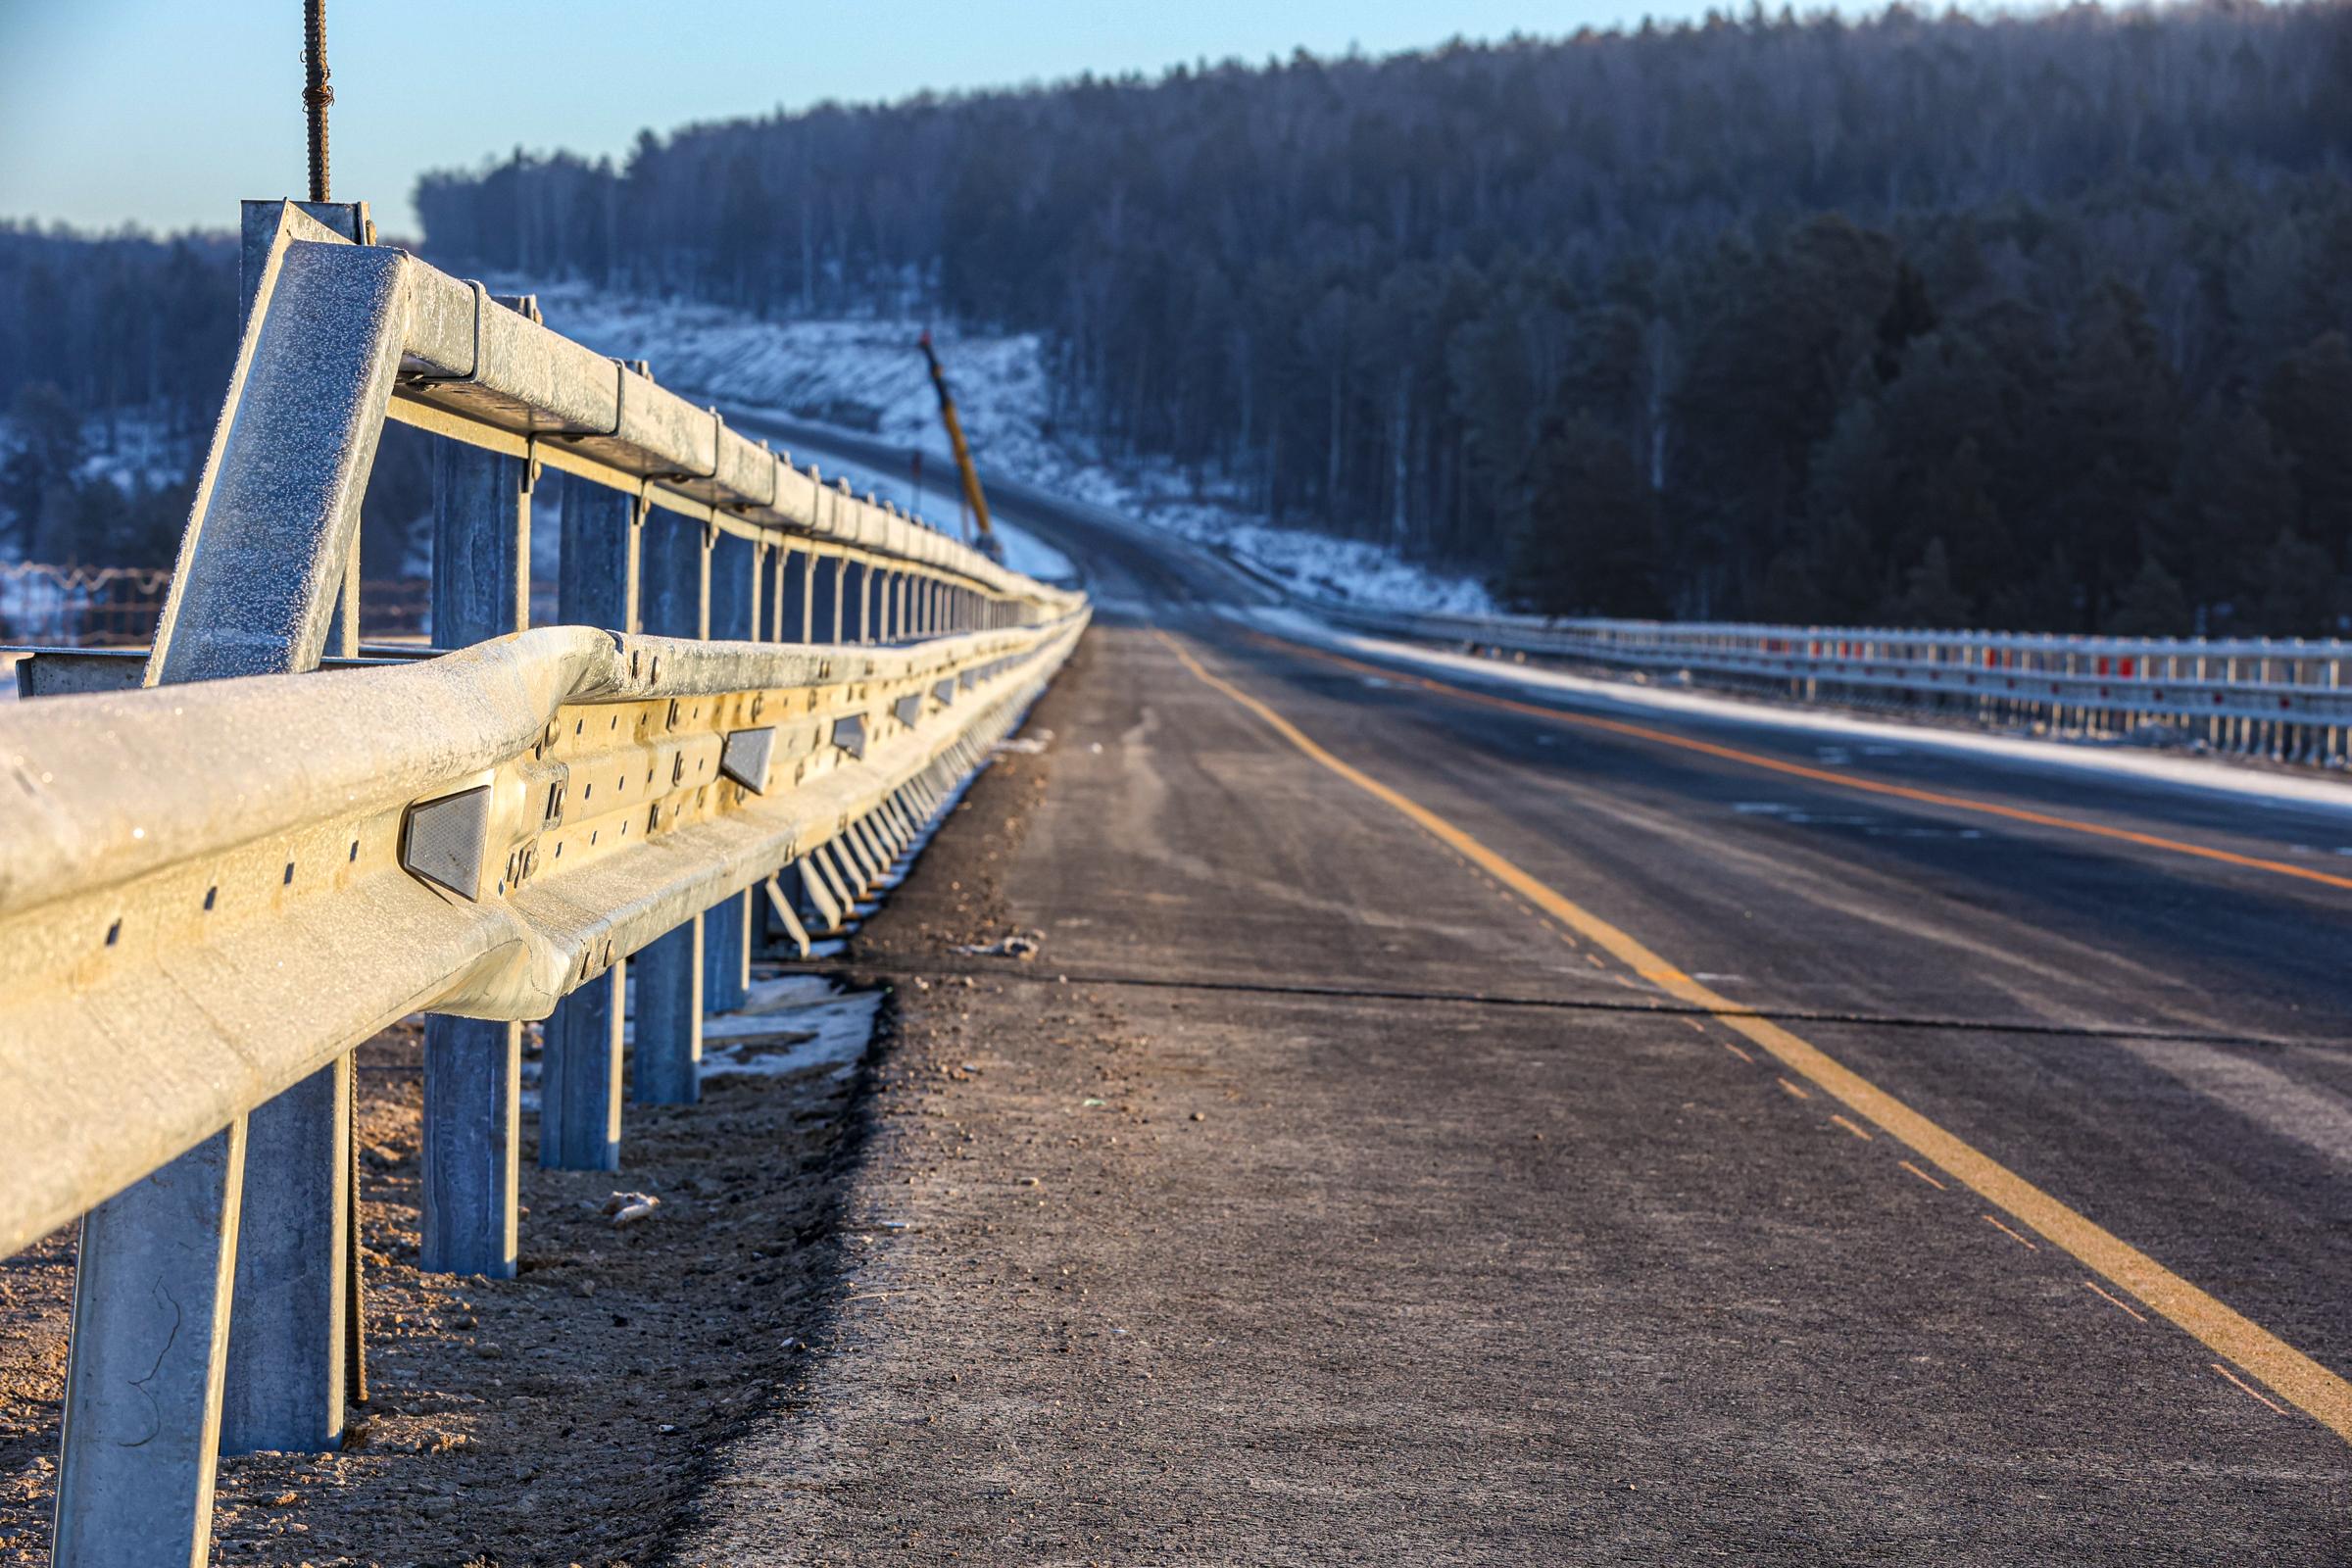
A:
<box><xmin>303</xmin><ymin>0</ymin><xmax>332</xmax><ymax>203</ymax></box>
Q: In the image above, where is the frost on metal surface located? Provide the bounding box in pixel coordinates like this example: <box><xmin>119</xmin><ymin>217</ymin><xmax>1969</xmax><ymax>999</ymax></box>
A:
<box><xmin>154</xmin><ymin>231</ymin><xmax>416</xmax><ymax>683</ymax></box>
<box><xmin>0</xmin><ymin>610</ymin><xmax>1087</xmax><ymax>1260</ymax></box>
<box><xmin>3</xmin><ymin>203</ymin><xmax>1095</xmax><ymax>1568</ymax></box>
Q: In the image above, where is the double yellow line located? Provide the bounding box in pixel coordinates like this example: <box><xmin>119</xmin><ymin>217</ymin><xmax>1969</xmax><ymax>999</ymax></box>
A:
<box><xmin>1159</xmin><ymin>627</ymin><xmax>2352</xmax><ymax>1444</ymax></box>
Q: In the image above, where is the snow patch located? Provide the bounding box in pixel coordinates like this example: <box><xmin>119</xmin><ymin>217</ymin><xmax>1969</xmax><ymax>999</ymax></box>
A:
<box><xmin>990</xmin><ymin>517</ymin><xmax>1076</xmax><ymax>585</ymax></box>
<box><xmin>605</xmin><ymin>973</ymin><xmax>882</xmax><ymax>1082</ymax></box>
<box><xmin>512</xmin><ymin>279</ymin><xmax>1493</xmax><ymax>616</ymax></box>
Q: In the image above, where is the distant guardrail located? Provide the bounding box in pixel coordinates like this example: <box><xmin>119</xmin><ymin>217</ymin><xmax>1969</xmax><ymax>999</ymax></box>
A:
<box><xmin>0</xmin><ymin>563</ymin><xmax>174</xmax><ymax>646</ymax></box>
<box><xmin>3</xmin><ymin>199</ymin><xmax>1086</xmax><ymax>1564</ymax></box>
<box><xmin>1312</xmin><ymin>601</ymin><xmax>2352</xmax><ymax>765</ymax></box>
<box><xmin>0</xmin><ymin>561</ymin><xmax>440</xmax><ymax>650</ymax></box>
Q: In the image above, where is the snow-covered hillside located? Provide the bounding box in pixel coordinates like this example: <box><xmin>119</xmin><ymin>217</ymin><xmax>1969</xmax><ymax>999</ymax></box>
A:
<box><xmin>512</xmin><ymin>280</ymin><xmax>1494</xmax><ymax>615</ymax></box>
<box><xmin>510</xmin><ymin>284</ymin><xmax>1054</xmax><ymax>465</ymax></box>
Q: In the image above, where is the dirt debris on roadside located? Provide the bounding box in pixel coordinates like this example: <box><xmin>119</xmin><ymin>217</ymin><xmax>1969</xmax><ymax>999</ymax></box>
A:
<box><xmin>0</xmin><ymin>648</ymin><xmax>1092</xmax><ymax>1565</ymax></box>
<box><xmin>0</xmin><ymin>992</ymin><xmax>886</xmax><ymax>1566</ymax></box>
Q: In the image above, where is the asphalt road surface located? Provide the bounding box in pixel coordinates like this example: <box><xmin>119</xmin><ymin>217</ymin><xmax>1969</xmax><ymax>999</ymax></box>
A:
<box><xmin>692</xmin><ymin>420</ymin><xmax>2352</xmax><ymax>1562</ymax></box>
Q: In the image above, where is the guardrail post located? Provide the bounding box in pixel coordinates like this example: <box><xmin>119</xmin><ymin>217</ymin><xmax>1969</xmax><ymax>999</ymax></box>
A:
<box><xmin>419</xmin><ymin>440</ymin><xmax>530</xmax><ymax>1277</ymax></box>
<box><xmin>220</xmin><ymin>1059</ymin><xmax>350</xmax><ymax>1452</ymax></box>
<box><xmin>819</xmin><ymin>549</ymin><xmax>844</xmax><ymax>642</ymax></box>
<box><xmin>60</xmin><ymin>204</ymin><xmax>409</xmax><ymax>1555</ymax></box>
<box><xmin>633</xmin><ymin>506</ymin><xmax>710</xmax><ymax>1103</ymax></box>
<box><xmin>779</xmin><ymin>545</ymin><xmax>809</xmax><ymax>642</ymax></box>
<box><xmin>748</xmin><ymin>536</ymin><xmax>768</xmax><ymax>644</ymax></box>
<box><xmin>704</xmin><ymin>531</ymin><xmax>757</xmax><ymax>1013</ymax></box>
<box><xmin>545</xmin><ymin>966</ymin><xmax>625</xmax><ymax>1172</ymax></box>
<box><xmin>53</xmin><ymin>1126</ymin><xmax>247</xmax><ymax>1564</ymax></box>
<box><xmin>754</xmin><ymin>540</ymin><xmax>776</xmax><ymax>640</ymax></box>
<box><xmin>540</xmin><ymin>476</ymin><xmax>637</xmax><ymax>1172</ymax></box>
<box><xmin>812</xmin><ymin>842</ymin><xmax>856</xmax><ymax>919</ymax></box>
<box><xmin>842</xmin><ymin>557</ymin><xmax>868</xmax><ymax>643</ymax></box>
<box><xmin>786</xmin><ymin>546</ymin><xmax>812</xmax><ymax>641</ymax></box>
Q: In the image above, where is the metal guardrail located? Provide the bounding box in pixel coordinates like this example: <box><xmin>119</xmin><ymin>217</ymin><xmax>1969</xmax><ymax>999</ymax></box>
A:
<box><xmin>2</xmin><ymin>200</ymin><xmax>1086</xmax><ymax>1563</ymax></box>
<box><xmin>1314</xmin><ymin>602</ymin><xmax>2352</xmax><ymax>764</ymax></box>
<box><xmin>0</xmin><ymin>564</ymin><xmax>448</xmax><ymax>652</ymax></box>
<box><xmin>3</xmin><ymin>620</ymin><xmax>1078</xmax><ymax>1248</ymax></box>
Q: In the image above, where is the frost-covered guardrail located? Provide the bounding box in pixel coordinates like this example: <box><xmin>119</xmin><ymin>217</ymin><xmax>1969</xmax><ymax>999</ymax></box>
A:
<box><xmin>1313</xmin><ymin>601</ymin><xmax>2352</xmax><ymax>765</ymax></box>
<box><xmin>2</xmin><ymin>199</ymin><xmax>1085</xmax><ymax>1565</ymax></box>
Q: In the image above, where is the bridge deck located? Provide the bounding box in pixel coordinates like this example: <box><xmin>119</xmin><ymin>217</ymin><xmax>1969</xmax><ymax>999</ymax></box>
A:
<box><xmin>677</xmin><ymin>591</ymin><xmax>2352</xmax><ymax>1561</ymax></box>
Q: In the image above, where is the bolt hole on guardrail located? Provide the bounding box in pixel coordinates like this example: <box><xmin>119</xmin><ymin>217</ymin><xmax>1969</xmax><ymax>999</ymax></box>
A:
<box><xmin>0</xmin><ymin>188</ymin><xmax>1086</xmax><ymax>1563</ymax></box>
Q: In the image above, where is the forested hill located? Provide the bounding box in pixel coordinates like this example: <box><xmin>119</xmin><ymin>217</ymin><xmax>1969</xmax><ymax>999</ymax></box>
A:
<box><xmin>413</xmin><ymin>2</ymin><xmax>2352</xmax><ymax>632</ymax></box>
<box><xmin>6</xmin><ymin>2</ymin><xmax>2323</xmax><ymax>631</ymax></box>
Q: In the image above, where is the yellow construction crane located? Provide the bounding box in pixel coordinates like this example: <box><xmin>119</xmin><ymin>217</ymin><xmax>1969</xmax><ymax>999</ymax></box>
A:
<box><xmin>918</xmin><ymin>328</ymin><xmax>1004</xmax><ymax>565</ymax></box>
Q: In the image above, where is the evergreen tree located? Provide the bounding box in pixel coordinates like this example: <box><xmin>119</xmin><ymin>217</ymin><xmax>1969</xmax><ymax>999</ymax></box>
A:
<box><xmin>1893</xmin><ymin>539</ymin><xmax>1972</xmax><ymax>629</ymax></box>
<box><xmin>2258</xmin><ymin>331</ymin><xmax>2352</xmax><ymax>565</ymax></box>
<box><xmin>2166</xmin><ymin>400</ymin><xmax>2299</xmax><ymax>627</ymax></box>
<box><xmin>2248</xmin><ymin>528</ymin><xmax>2342</xmax><ymax>636</ymax></box>
<box><xmin>2107</xmin><ymin>556</ymin><xmax>2194</xmax><ymax>636</ymax></box>
<box><xmin>1504</xmin><ymin>416</ymin><xmax>1662</xmax><ymax>616</ymax></box>
<box><xmin>10</xmin><ymin>0</ymin><xmax>2349</xmax><ymax>628</ymax></box>
<box><xmin>2</xmin><ymin>382</ymin><xmax>83</xmax><ymax>555</ymax></box>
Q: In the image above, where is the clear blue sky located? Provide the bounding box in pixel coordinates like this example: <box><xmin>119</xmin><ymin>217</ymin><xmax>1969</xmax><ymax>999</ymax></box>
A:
<box><xmin>5</xmin><ymin>0</ymin><xmax>1802</xmax><ymax>237</ymax></box>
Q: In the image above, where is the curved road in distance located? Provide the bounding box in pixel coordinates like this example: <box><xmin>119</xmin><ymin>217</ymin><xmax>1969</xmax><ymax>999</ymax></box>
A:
<box><xmin>703</xmin><ymin>408</ymin><xmax>2352</xmax><ymax>1563</ymax></box>
<box><xmin>730</xmin><ymin>411</ymin><xmax>1277</xmax><ymax>612</ymax></box>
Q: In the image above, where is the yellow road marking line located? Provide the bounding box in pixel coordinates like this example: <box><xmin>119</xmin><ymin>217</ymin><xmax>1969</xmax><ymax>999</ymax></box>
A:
<box><xmin>1160</xmin><ymin>627</ymin><xmax>2352</xmax><ymax>1445</ymax></box>
<box><xmin>1246</xmin><ymin>629</ymin><xmax>2352</xmax><ymax>895</ymax></box>
<box><xmin>1722</xmin><ymin>1041</ymin><xmax>1756</xmax><ymax>1064</ymax></box>
<box><xmin>2215</xmin><ymin>1363</ymin><xmax>2289</xmax><ymax>1416</ymax></box>
<box><xmin>1778</xmin><ymin>1077</ymin><xmax>1814</xmax><ymax>1102</ymax></box>
<box><xmin>1899</xmin><ymin>1160</ymin><xmax>1948</xmax><ymax>1192</ymax></box>
<box><xmin>2085</xmin><ymin>1280</ymin><xmax>2149</xmax><ymax>1324</ymax></box>
<box><xmin>1584</xmin><ymin>954</ymin><xmax>1606</xmax><ymax>970</ymax></box>
<box><xmin>1984</xmin><ymin>1214</ymin><xmax>2040</xmax><ymax>1250</ymax></box>
<box><xmin>1830</xmin><ymin>1113</ymin><xmax>1875</xmax><ymax>1142</ymax></box>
